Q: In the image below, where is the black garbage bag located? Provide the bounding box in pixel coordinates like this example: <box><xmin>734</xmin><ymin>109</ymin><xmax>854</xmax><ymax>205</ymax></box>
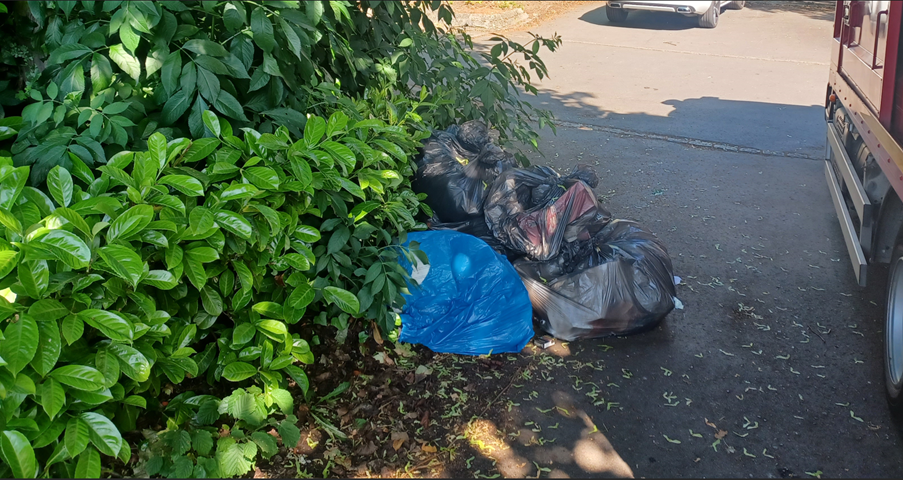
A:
<box><xmin>426</xmin><ymin>215</ymin><xmax>522</xmax><ymax>261</ymax></box>
<box><xmin>514</xmin><ymin>219</ymin><xmax>677</xmax><ymax>341</ymax></box>
<box><xmin>484</xmin><ymin>165</ymin><xmax>611</xmax><ymax>261</ymax></box>
<box><xmin>413</xmin><ymin>121</ymin><xmax>517</xmax><ymax>224</ymax></box>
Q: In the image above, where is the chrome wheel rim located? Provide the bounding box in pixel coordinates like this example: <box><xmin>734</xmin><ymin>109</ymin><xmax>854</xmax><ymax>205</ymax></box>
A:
<box><xmin>888</xmin><ymin>256</ymin><xmax>903</xmax><ymax>392</ymax></box>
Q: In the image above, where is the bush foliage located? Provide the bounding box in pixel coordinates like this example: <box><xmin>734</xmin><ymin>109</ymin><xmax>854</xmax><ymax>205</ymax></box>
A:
<box><xmin>0</xmin><ymin>0</ymin><xmax>560</xmax><ymax>477</ymax></box>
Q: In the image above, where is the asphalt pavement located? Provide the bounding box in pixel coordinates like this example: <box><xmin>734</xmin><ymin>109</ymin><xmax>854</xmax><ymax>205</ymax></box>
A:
<box><xmin>468</xmin><ymin>2</ymin><xmax>903</xmax><ymax>478</ymax></box>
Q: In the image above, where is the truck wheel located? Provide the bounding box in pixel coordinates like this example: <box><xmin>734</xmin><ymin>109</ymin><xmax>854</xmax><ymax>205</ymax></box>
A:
<box><xmin>727</xmin><ymin>0</ymin><xmax>745</xmax><ymax>9</ymax></box>
<box><xmin>606</xmin><ymin>6</ymin><xmax>629</xmax><ymax>23</ymax></box>
<box><xmin>698</xmin><ymin>2</ymin><xmax>719</xmax><ymax>28</ymax></box>
<box><xmin>886</xmin><ymin>244</ymin><xmax>903</xmax><ymax>412</ymax></box>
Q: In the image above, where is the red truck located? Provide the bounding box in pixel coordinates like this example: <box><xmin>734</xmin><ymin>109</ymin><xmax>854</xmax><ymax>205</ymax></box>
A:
<box><xmin>825</xmin><ymin>0</ymin><xmax>903</xmax><ymax>411</ymax></box>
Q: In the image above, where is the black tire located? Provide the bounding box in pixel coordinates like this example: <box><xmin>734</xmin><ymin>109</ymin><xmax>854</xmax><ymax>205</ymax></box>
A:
<box><xmin>606</xmin><ymin>6</ymin><xmax>629</xmax><ymax>23</ymax></box>
<box><xmin>727</xmin><ymin>0</ymin><xmax>745</xmax><ymax>9</ymax></box>
<box><xmin>886</xmin><ymin>244</ymin><xmax>903</xmax><ymax>413</ymax></box>
<box><xmin>698</xmin><ymin>2</ymin><xmax>719</xmax><ymax>28</ymax></box>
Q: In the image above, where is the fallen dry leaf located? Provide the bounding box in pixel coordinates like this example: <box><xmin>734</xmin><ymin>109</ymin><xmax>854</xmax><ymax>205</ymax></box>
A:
<box><xmin>355</xmin><ymin>441</ymin><xmax>378</xmax><ymax>456</ymax></box>
<box><xmin>372</xmin><ymin>321</ymin><xmax>384</xmax><ymax>345</ymax></box>
<box><xmin>705</xmin><ymin>418</ymin><xmax>717</xmax><ymax>429</ymax></box>
<box><xmin>391</xmin><ymin>431</ymin><xmax>409</xmax><ymax>451</ymax></box>
<box><xmin>422</xmin><ymin>444</ymin><xmax>437</xmax><ymax>453</ymax></box>
<box><xmin>715</xmin><ymin>430</ymin><xmax>727</xmax><ymax>439</ymax></box>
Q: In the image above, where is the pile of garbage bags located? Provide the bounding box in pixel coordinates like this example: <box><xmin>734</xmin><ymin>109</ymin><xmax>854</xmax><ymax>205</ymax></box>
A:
<box><xmin>401</xmin><ymin>121</ymin><xmax>677</xmax><ymax>352</ymax></box>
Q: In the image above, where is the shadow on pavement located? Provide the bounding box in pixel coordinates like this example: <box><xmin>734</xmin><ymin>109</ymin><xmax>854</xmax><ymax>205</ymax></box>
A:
<box><xmin>529</xmin><ymin>90</ymin><xmax>825</xmax><ymax>158</ymax></box>
<box><xmin>578</xmin><ymin>7</ymin><xmax>702</xmax><ymax>31</ymax></box>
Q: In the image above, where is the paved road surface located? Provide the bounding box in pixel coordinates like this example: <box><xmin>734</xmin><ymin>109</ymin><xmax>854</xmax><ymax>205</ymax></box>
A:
<box><xmin>469</xmin><ymin>2</ymin><xmax>903</xmax><ymax>478</ymax></box>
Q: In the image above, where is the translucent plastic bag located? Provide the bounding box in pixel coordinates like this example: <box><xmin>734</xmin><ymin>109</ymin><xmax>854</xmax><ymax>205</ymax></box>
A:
<box><xmin>398</xmin><ymin>230</ymin><xmax>534</xmax><ymax>355</ymax></box>
<box><xmin>412</xmin><ymin>121</ymin><xmax>517</xmax><ymax>223</ymax></box>
<box><xmin>484</xmin><ymin>165</ymin><xmax>611</xmax><ymax>261</ymax></box>
<box><xmin>514</xmin><ymin>219</ymin><xmax>677</xmax><ymax>341</ymax></box>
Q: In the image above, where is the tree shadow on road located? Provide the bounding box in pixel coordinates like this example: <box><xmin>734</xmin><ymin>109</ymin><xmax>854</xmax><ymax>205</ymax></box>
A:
<box><xmin>528</xmin><ymin>89</ymin><xmax>826</xmax><ymax>159</ymax></box>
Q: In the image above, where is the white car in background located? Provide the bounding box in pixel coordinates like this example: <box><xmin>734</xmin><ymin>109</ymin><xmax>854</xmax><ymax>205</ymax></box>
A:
<box><xmin>605</xmin><ymin>1</ymin><xmax>745</xmax><ymax>28</ymax></box>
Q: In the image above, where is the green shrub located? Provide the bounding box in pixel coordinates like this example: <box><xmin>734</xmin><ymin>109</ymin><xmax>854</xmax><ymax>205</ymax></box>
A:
<box><xmin>0</xmin><ymin>1</ymin><xmax>560</xmax><ymax>477</ymax></box>
<box><xmin>0</xmin><ymin>106</ymin><xmax>429</xmax><ymax>477</ymax></box>
<box><xmin>0</xmin><ymin>1</ymin><xmax>560</xmax><ymax>182</ymax></box>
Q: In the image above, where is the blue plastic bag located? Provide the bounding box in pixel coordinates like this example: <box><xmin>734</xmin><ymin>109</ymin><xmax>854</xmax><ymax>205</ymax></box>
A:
<box><xmin>398</xmin><ymin>231</ymin><xmax>534</xmax><ymax>355</ymax></box>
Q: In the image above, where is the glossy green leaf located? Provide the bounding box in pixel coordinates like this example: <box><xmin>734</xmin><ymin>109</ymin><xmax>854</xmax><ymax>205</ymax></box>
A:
<box><xmin>28</xmin><ymin>299</ymin><xmax>67</xmax><ymax>321</ymax></box>
<box><xmin>243</xmin><ymin>167</ymin><xmax>279</xmax><ymax>190</ymax></box>
<box><xmin>323</xmin><ymin>286</ymin><xmax>360</xmax><ymax>314</ymax></box>
<box><xmin>0</xmin><ymin>313</ymin><xmax>38</xmax><ymax>376</ymax></box>
<box><xmin>284</xmin><ymin>365</ymin><xmax>309</xmax><ymax>396</ymax></box>
<box><xmin>80</xmin><ymin>412</ymin><xmax>123</xmax><ymax>457</ymax></box>
<box><xmin>220</xmin><ymin>183</ymin><xmax>259</xmax><ymax>201</ymax></box>
<box><xmin>77</xmin><ymin>309</ymin><xmax>134</xmax><ymax>342</ymax></box>
<box><xmin>18</xmin><ymin>260</ymin><xmax>49</xmax><ymax>299</ymax></box>
<box><xmin>107</xmin><ymin>343</ymin><xmax>150</xmax><ymax>382</ymax></box>
<box><xmin>213</xmin><ymin>210</ymin><xmax>253</xmax><ymax>239</ymax></box>
<box><xmin>99</xmin><ymin>244</ymin><xmax>144</xmax><ymax>287</ymax></box>
<box><xmin>0</xmin><ymin>208</ymin><xmax>22</xmax><ymax>235</ymax></box>
<box><xmin>0</xmin><ymin>250</ymin><xmax>19</xmax><ymax>279</ymax></box>
<box><xmin>256</xmin><ymin>319</ymin><xmax>287</xmax><ymax>338</ymax></box>
<box><xmin>74</xmin><ymin>447</ymin><xmax>100</xmax><ymax>479</ymax></box>
<box><xmin>40</xmin><ymin>379</ymin><xmax>66</xmax><ymax>419</ymax></box>
<box><xmin>62</xmin><ymin>315</ymin><xmax>84</xmax><ymax>345</ymax></box>
<box><xmin>143</xmin><ymin>270</ymin><xmax>178</xmax><ymax>290</ymax></box>
<box><xmin>31</xmin><ymin>319</ymin><xmax>61</xmax><ymax>377</ymax></box>
<box><xmin>54</xmin><ymin>207</ymin><xmax>92</xmax><ymax>238</ymax></box>
<box><xmin>65</xmin><ymin>417</ymin><xmax>89</xmax><ymax>457</ymax></box>
<box><xmin>250</xmin><ymin>7</ymin><xmax>275</xmax><ymax>53</ymax></box>
<box><xmin>182</xmin><ymin>137</ymin><xmax>220</xmax><ymax>163</ymax></box>
<box><xmin>161</xmin><ymin>51</ymin><xmax>182</xmax><ymax>96</ymax></box>
<box><xmin>109</xmin><ymin>43</ymin><xmax>141</xmax><ymax>80</ymax></box>
<box><xmin>107</xmin><ymin>204</ymin><xmax>154</xmax><ymax>242</ymax></box>
<box><xmin>303</xmin><ymin>116</ymin><xmax>326</xmax><ymax>147</ymax></box>
<box><xmin>321</xmin><ymin>141</ymin><xmax>356</xmax><ymax>172</ymax></box>
<box><xmin>200</xmin><ymin>286</ymin><xmax>223</xmax><ymax>316</ymax></box>
<box><xmin>47</xmin><ymin>166</ymin><xmax>73</xmax><ymax>207</ymax></box>
<box><xmin>37</xmin><ymin>230</ymin><xmax>91</xmax><ymax>269</ymax></box>
<box><xmin>287</xmin><ymin>282</ymin><xmax>315</xmax><ymax>309</ymax></box>
<box><xmin>183</xmin><ymin>38</ymin><xmax>229</xmax><ymax>56</ymax></box>
<box><xmin>232</xmin><ymin>323</ymin><xmax>256</xmax><ymax>346</ymax></box>
<box><xmin>327</xmin><ymin>226</ymin><xmax>350</xmax><ymax>254</ymax></box>
<box><xmin>252</xmin><ymin>302</ymin><xmax>283</xmax><ymax>319</ymax></box>
<box><xmin>213</xmin><ymin>90</ymin><xmax>248</xmax><ymax>121</ymax></box>
<box><xmin>161</xmin><ymin>89</ymin><xmax>191</xmax><ymax>126</ymax></box>
<box><xmin>50</xmin><ymin>365</ymin><xmax>105</xmax><ymax>391</ymax></box>
<box><xmin>222</xmin><ymin>362</ymin><xmax>257</xmax><ymax>382</ymax></box>
<box><xmin>90</xmin><ymin>53</ymin><xmax>113</xmax><ymax>92</ymax></box>
<box><xmin>184</xmin><ymin>253</ymin><xmax>207</xmax><ymax>290</ymax></box>
<box><xmin>203</xmin><ymin>110</ymin><xmax>221</xmax><ymax>137</ymax></box>
<box><xmin>197</xmin><ymin>65</ymin><xmax>220</xmax><ymax>103</ymax></box>
<box><xmin>159</xmin><ymin>175</ymin><xmax>204</xmax><ymax>196</ymax></box>
<box><xmin>0</xmin><ymin>430</ymin><xmax>37</xmax><ymax>478</ymax></box>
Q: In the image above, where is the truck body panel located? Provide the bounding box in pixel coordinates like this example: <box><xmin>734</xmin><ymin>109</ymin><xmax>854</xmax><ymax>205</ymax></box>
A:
<box><xmin>826</xmin><ymin>1</ymin><xmax>903</xmax><ymax>286</ymax></box>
